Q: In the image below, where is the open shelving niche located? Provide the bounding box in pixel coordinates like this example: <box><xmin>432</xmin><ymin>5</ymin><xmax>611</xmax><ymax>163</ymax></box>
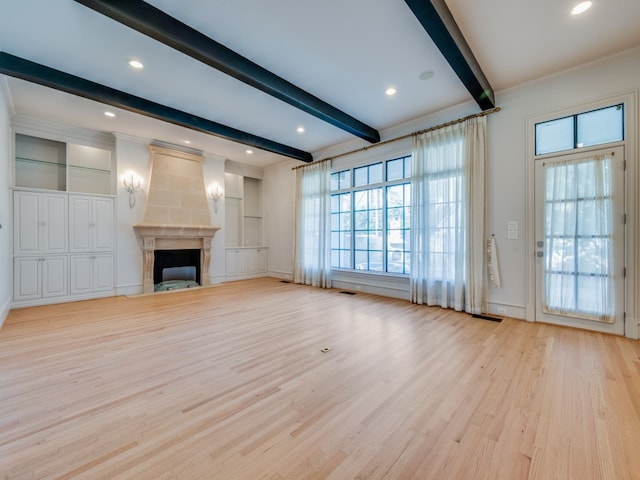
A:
<box><xmin>14</xmin><ymin>133</ymin><xmax>114</xmax><ymax>195</ymax></box>
<box><xmin>224</xmin><ymin>172</ymin><xmax>264</xmax><ymax>247</ymax></box>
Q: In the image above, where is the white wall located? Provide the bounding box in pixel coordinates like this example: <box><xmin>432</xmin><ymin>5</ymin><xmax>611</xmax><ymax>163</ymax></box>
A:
<box><xmin>263</xmin><ymin>47</ymin><xmax>640</xmax><ymax>323</ymax></box>
<box><xmin>0</xmin><ymin>79</ymin><xmax>12</xmax><ymax>327</ymax></box>
<box><xmin>263</xmin><ymin>159</ymin><xmax>297</xmax><ymax>280</ymax></box>
<box><xmin>114</xmin><ymin>135</ymin><xmax>148</xmax><ymax>295</ymax></box>
<box><xmin>202</xmin><ymin>153</ymin><xmax>226</xmax><ymax>283</ymax></box>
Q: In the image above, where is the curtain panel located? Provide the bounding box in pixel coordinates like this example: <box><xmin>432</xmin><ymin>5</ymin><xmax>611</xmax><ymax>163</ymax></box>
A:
<box><xmin>410</xmin><ymin>116</ymin><xmax>487</xmax><ymax>313</ymax></box>
<box><xmin>542</xmin><ymin>153</ymin><xmax>615</xmax><ymax>322</ymax></box>
<box><xmin>293</xmin><ymin>161</ymin><xmax>332</xmax><ymax>288</ymax></box>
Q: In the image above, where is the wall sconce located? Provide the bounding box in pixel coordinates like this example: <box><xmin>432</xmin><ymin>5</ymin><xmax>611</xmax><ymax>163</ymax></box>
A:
<box><xmin>208</xmin><ymin>182</ymin><xmax>224</xmax><ymax>213</ymax></box>
<box><xmin>122</xmin><ymin>171</ymin><xmax>143</xmax><ymax>209</ymax></box>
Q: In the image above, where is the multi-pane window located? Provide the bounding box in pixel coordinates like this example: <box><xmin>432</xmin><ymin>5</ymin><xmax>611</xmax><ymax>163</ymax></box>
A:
<box><xmin>331</xmin><ymin>156</ymin><xmax>411</xmax><ymax>274</ymax></box>
<box><xmin>330</xmin><ymin>193</ymin><xmax>352</xmax><ymax>269</ymax></box>
<box><xmin>354</xmin><ymin>187</ymin><xmax>383</xmax><ymax>271</ymax></box>
<box><xmin>535</xmin><ymin>104</ymin><xmax>624</xmax><ymax>155</ymax></box>
<box><xmin>427</xmin><ymin>170</ymin><xmax>464</xmax><ymax>282</ymax></box>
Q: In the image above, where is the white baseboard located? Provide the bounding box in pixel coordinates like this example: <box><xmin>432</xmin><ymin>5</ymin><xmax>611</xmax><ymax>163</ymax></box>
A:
<box><xmin>0</xmin><ymin>295</ymin><xmax>11</xmax><ymax>329</ymax></box>
<box><xmin>209</xmin><ymin>274</ymin><xmax>226</xmax><ymax>285</ymax></box>
<box><xmin>331</xmin><ymin>271</ymin><xmax>410</xmax><ymax>301</ymax></box>
<box><xmin>116</xmin><ymin>283</ymin><xmax>143</xmax><ymax>296</ymax></box>
<box><xmin>268</xmin><ymin>270</ymin><xmax>293</xmax><ymax>281</ymax></box>
<box><xmin>225</xmin><ymin>272</ymin><xmax>269</xmax><ymax>282</ymax></box>
<box><xmin>11</xmin><ymin>290</ymin><xmax>117</xmax><ymax>309</ymax></box>
<box><xmin>486</xmin><ymin>302</ymin><xmax>526</xmax><ymax>320</ymax></box>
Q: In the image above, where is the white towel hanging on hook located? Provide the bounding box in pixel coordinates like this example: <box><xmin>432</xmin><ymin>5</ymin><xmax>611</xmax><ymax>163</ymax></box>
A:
<box><xmin>487</xmin><ymin>235</ymin><xmax>502</xmax><ymax>288</ymax></box>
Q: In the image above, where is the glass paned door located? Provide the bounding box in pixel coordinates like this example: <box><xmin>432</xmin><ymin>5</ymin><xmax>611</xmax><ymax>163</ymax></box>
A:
<box><xmin>534</xmin><ymin>146</ymin><xmax>625</xmax><ymax>334</ymax></box>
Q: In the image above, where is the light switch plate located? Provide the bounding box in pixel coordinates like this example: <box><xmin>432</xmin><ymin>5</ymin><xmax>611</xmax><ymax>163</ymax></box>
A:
<box><xmin>508</xmin><ymin>230</ymin><xmax>518</xmax><ymax>240</ymax></box>
<box><xmin>507</xmin><ymin>221</ymin><xmax>518</xmax><ymax>231</ymax></box>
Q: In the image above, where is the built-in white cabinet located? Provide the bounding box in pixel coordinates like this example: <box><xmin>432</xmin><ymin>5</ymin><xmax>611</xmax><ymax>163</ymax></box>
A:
<box><xmin>13</xmin><ymin>191</ymin><xmax>68</xmax><ymax>255</ymax></box>
<box><xmin>12</xmin><ymin>189</ymin><xmax>115</xmax><ymax>306</ymax></box>
<box><xmin>225</xmin><ymin>247</ymin><xmax>268</xmax><ymax>280</ymax></box>
<box><xmin>14</xmin><ymin>256</ymin><xmax>68</xmax><ymax>301</ymax></box>
<box><xmin>69</xmin><ymin>254</ymin><xmax>114</xmax><ymax>295</ymax></box>
<box><xmin>69</xmin><ymin>195</ymin><xmax>114</xmax><ymax>252</ymax></box>
<box><xmin>224</xmin><ymin>171</ymin><xmax>268</xmax><ymax>281</ymax></box>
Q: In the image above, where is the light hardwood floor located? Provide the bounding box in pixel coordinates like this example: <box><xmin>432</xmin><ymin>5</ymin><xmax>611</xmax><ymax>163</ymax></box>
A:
<box><xmin>1</xmin><ymin>278</ymin><xmax>640</xmax><ymax>479</ymax></box>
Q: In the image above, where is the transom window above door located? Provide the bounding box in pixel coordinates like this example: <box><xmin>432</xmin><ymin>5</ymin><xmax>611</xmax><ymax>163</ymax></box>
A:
<box><xmin>535</xmin><ymin>104</ymin><xmax>624</xmax><ymax>156</ymax></box>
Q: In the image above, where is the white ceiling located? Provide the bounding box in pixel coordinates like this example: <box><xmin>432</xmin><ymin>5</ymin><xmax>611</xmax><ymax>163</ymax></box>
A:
<box><xmin>1</xmin><ymin>0</ymin><xmax>639</xmax><ymax>168</ymax></box>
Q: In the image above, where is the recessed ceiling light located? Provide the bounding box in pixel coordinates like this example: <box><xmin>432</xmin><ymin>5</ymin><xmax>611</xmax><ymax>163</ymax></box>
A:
<box><xmin>184</xmin><ymin>140</ymin><xmax>191</xmax><ymax>144</ymax></box>
<box><xmin>419</xmin><ymin>70</ymin><xmax>435</xmax><ymax>81</ymax></box>
<box><xmin>571</xmin><ymin>1</ymin><xmax>592</xmax><ymax>15</ymax></box>
<box><xmin>246</xmin><ymin>149</ymin><xmax>253</xmax><ymax>154</ymax></box>
<box><xmin>104</xmin><ymin>111</ymin><xmax>116</xmax><ymax>118</ymax></box>
<box><xmin>386</xmin><ymin>87</ymin><xmax>397</xmax><ymax>96</ymax></box>
<box><xmin>297</xmin><ymin>126</ymin><xmax>305</xmax><ymax>133</ymax></box>
<box><xmin>128</xmin><ymin>59</ymin><xmax>144</xmax><ymax>69</ymax></box>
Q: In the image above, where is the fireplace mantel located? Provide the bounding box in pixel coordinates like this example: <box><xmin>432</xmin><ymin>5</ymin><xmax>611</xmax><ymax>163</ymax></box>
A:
<box><xmin>134</xmin><ymin>223</ymin><xmax>220</xmax><ymax>293</ymax></box>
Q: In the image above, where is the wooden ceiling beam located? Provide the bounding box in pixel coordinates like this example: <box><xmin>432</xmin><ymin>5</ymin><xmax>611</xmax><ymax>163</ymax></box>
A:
<box><xmin>404</xmin><ymin>0</ymin><xmax>495</xmax><ymax>110</ymax></box>
<box><xmin>0</xmin><ymin>52</ymin><xmax>313</xmax><ymax>162</ymax></box>
<box><xmin>74</xmin><ymin>0</ymin><xmax>381</xmax><ymax>144</ymax></box>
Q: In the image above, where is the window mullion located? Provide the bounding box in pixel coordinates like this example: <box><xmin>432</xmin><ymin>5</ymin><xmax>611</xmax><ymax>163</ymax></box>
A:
<box><xmin>350</xmin><ymin>186</ymin><xmax>355</xmax><ymax>270</ymax></box>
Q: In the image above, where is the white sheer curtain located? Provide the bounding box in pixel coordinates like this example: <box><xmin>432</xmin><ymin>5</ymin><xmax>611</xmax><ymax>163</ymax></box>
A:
<box><xmin>293</xmin><ymin>161</ymin><xmax>332</xmax><ymax>288</ymax></box>
<box><xmin>543</xmin><ymin>154</ymin><xmax>614</xmax><ymax>322</ymax></box>
<box><xmin>410</xmin><ymin>116</ymin><xmax>486</xmax><ymax>313</ymax></box>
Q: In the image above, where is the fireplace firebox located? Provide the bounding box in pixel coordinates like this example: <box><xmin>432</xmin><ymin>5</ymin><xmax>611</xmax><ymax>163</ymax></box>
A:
<box><xmin>154</xmin><ymin>249</ymin><xmax>201</xmax><ymax>285</ymax></box>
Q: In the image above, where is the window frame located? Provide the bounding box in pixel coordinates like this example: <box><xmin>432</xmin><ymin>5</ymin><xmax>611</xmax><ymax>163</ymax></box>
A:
<box><xmin>330</xmin><ymin>155</ymin><xmax>412</xmax><ymax>275</ymax></box>
<box><xmin>534</xmin><ymin>103</ymin><xmax>625</xmax><ymax>156</ymax></box>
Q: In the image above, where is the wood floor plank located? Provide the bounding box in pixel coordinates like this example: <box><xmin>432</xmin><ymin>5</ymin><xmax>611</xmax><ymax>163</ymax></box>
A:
<box><xmin>1</xmin><ymin>278</ymin><xmax>640</xmax><ymax>479</ymax></box>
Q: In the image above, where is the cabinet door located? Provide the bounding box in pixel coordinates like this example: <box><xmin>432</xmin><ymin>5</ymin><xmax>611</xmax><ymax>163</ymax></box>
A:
<box><xmin>226</xmin><ymin>250</ymin><xmax>238</xmax><ymax>276</ymax></box>
<box><xmin>237</xmin><ymin>250</ymin><xmax>250</xmax><ymax>275</ymax></box>
<box><xmin>69</xmin><ymin>195</ymin><xmax>114</xmax><ymax>252</ymax></box>
<box><xmin>93</xmin><ymin>254</ymin><xmax>114</xmax><ymax>291</ymax></box>
<box><xmin>42</xmin><ymin>193</ymin><xmax>68</xmax><ymax>254</ymax></box>
<box><xmin>14</xmin><ymin>257</ymin><xmax>41</xmax><ymax>301</ymax></box>
<box><xmin>258</xmin><ymin>249</ymin><xmax>268</xmax><ymax>273</ymax></box>
<box><xmin>69</xmin><ymin>195</ymin><xmax>92</xmax><ymax>252</ymax></box>
<box><xmin>247</xmin><ymin>249</ymin><xmax>259</xmax><ymax>275</ymax></box>
<box><xmin>42</xmin><ymin>256</ymin><xmax>68</xmax><ymax>298</ymax></box>
<box><xmin>14</xmin><ymin>192</ymin><xmax>67</xmax><ymax>255</ymax></box>
<box><xmin>14</xmin><ymin>191</ymin><xmax>40</xmax><ymax>255</ymax></box>
<box><xmin>93</xmin><ymin>198</ymin><xmax>114</xmax><ymax>251</ymax></box>
<box><xmin>69</xmin><ymin>255</ymin><xmax>93</xmax><ymax>295</ymax></box>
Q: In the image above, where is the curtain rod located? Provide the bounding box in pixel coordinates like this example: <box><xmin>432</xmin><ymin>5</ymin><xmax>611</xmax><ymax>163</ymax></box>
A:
<box><xmin>292</xmin><ymin>106</ymin><xmax>501</xmax><ymax>170</ymax></box>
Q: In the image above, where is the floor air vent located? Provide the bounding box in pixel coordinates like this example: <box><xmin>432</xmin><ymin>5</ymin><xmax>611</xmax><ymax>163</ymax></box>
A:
<box><xmin>340</xmin><ymin>291</ymin><xmax>357</xmax><ymax>295</ymax></box>
<box><xmin>280</xmin><ymin>280</ymin><xmax>291</xmax><ymax>284</ymax></box>
<box><xmin>472</xmin><ymin>314</ymin><xmax>502</xmax><ymax>323</ymax></box>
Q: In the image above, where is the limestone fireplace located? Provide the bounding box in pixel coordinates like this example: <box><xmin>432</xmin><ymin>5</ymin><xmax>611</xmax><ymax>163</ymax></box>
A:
<box><xmin>134</xmin><ymin>145</ymin><xmax>220</xmax><ymax>294</ymax></box>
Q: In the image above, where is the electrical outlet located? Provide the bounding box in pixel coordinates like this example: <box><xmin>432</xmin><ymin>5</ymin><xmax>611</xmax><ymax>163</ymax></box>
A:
<box><xmin>497</xmin><ymin>307</ymin><xmax>507</xmax><ymax>314</ymax></box>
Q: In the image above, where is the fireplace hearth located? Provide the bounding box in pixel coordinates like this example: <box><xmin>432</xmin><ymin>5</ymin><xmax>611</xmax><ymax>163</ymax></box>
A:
<box><xmin>134</xmin><ymin>224</ymin><xmax>220</xmax><ymax>294</ymax></box>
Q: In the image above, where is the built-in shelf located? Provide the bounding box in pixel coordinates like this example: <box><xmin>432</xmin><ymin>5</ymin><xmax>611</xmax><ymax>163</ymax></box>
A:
<box><xmin>14</xmin><ymin>133</ymin><xmax>114</xmax><ymax>195</ymax></box>
<box><xmin>225</xmin><ymin>173</ymin><xmax>264</xmax><ymax>248</ymax></box>
<box><xmin>68</xmin><ymin>164</ymin><xmax>112</xmax><ymax>174</ymax></box>
<box><xmin>16</xmin><ymin>157</ymin><xmax>66</xmax><ymax>168</ymax></box>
